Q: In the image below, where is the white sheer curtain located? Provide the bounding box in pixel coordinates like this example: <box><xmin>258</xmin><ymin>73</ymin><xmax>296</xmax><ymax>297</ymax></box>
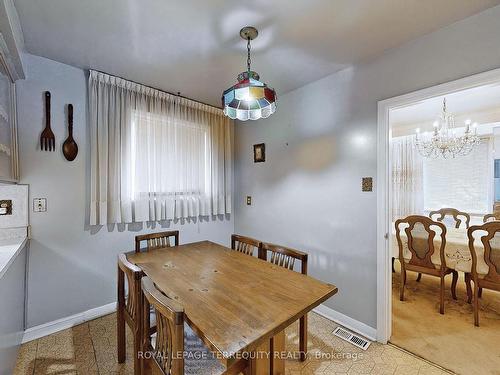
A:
<box><xmin>89</xmin><ymin>71</ymin><xmax>232</xmax><ymax>225</ymax></box>
<box><xmin>392</xmin><ymin>135</ymin><xmax>424</xmax><ymax>220</ymax></box>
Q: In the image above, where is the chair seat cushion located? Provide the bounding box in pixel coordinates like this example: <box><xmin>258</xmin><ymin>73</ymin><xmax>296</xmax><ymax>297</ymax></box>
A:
<box><xmin>149</xmin><ymin>308</ymin><xmax>156</xmax><ymax>327</ymax></box>
<box><xmin>150</xmin><ymin>323</ymin><xmax>225</xmax><ymax>374</ymax></box>
<box><xmin>184</xmin><ymin>324</ymin><xmax>225</xmax><ymax>374</ymax></box>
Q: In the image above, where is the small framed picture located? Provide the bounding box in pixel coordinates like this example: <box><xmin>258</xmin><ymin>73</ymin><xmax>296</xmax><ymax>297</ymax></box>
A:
<box><xmin>253</xmin><ymin>143</ymin><xmax>265</xmax><ymax>163</ymax></box>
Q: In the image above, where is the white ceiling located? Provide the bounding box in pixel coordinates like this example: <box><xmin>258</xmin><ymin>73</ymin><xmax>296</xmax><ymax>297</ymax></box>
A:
<box><xmin>391</xmin><ymin>82</ymin><xmax>500</xmax><ymax>132</ymax></box>
<box><xmin>13</xmin><ymin>0</ymin><xmax>500</xmax><ymax>107</ymax></box>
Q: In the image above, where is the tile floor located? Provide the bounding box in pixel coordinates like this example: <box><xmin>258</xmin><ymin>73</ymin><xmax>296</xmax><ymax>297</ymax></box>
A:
<box><xmin>14</xmin><ymin>312</ymin><xmax>452</xmax><ymax>374</ymax></box>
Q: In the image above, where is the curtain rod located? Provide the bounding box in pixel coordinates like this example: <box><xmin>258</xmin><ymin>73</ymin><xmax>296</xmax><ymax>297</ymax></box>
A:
<box><xmin>89</xmin><ymin>69</ymin><xmax>222</xmax><ymax>110</ymax></box>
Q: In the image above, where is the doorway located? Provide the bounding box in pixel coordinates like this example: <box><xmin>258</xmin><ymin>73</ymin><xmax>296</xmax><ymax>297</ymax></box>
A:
<box><xmin>376</xmin><ymin>68</ymin><xmax>500</xmax><ymax>374</ymax></box>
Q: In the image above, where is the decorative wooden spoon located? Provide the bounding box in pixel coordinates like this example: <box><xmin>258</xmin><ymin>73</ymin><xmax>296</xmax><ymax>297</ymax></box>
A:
<box><xmin>62</xmin><ymin>104</ymin><xmax>78</xmax><ymax>161</ymax></box>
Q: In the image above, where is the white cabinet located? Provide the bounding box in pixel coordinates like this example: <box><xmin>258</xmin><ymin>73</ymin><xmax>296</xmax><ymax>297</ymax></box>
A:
<box><xmin>0</xmin><ymin>0</ymin><xmax>25</xmax><ymax>182</ymax></box>
<box><xmin>0</xmin><ymin>62</ymin><xmax>18</xmax><ymax>182</ymax></box>
<box><xmin>0</xmin><ymin>239</ymin><xmax>27</xmax><ymax>375</ymax></box>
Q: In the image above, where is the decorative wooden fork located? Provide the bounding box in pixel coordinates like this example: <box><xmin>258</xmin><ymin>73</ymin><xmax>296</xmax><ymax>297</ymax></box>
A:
<box><xmin>40</xmin><ymin>91</ymin><xmax>55</xmax><ymax>151</ymax></box>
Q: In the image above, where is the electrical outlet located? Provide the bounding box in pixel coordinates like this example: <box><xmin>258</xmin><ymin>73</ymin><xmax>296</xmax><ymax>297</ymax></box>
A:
<box><xmin>33</xmin><ymin>198</ymin><xmax>47</xmax><ymax>212</ymax></box>
<box><xmin>246</xmin><ymin>196</ymin><xmax>252</xmax><ymax>205</ymax></box>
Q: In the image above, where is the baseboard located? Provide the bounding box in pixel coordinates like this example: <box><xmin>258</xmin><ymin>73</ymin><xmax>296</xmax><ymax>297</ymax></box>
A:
<box><xmin>22</xmin><ymin>301</ymin><xmax>376</xmax><ymax>344</ymax></box>
<box><xmin>22</xmin><ymin>302</ymin><xmax>116</xmax><ymax>343</ymax></box>
<box><xmin>313</xmin><ymin>304</ymin><xmax>377</xmax><ymax>342</ymax></box>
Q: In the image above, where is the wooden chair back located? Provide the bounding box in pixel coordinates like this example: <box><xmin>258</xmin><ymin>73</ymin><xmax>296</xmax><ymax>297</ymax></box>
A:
<box><xmin>395</xmin><ymin>215</ymin><xmax>447</xmax><ymax>270</ymax></box>
<box><xmin>483</xmin><ymin>213</ymin><xmax>500</xmax><ymax>223</ymax></box>
<box><xmin>141</xmin><ymin>276</ymin><xmax>185</xmax><ymax>375</ymax></box>
<box><xmin>468</xmin><ymin>222</ymin><xmax>500</xmax><ymax>286</ymax></box>
<box><xmin>429</xmin><ymin>208</ymin><xmax>470</xmax><ymax>229</ymax></box>
<box><xmin>259</xmin><ymin>242</ymin><xmax>308</xmax><ymax>274</ymax></box>
<box><xmin>259</xmin><ymin>241</ymin><xmax>309</xmax><ymax>360</ymax></box>
<box><xmin>136</xmin><ymin>231</ymin><xmax>179</xmax><ymax>252</ymax></box>
<box><xmin>118</xmin><ymin>253</ymin><xmax>143</xmax><ymax>325</ymax></box>
<box><xmin>230</xmin><ymin>234</ymin><xmax>260</xmax><ymax>257</ymax></box>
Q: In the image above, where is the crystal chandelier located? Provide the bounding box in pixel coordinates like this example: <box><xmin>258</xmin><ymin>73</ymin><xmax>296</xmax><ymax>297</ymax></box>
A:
<box><xmin>415</xmin><ymin>98</ymin><xmax>481</xmax><ymax>158</ymax></box>
<box><xmin>222</xmin><ymin>26</ymin><xmax>276</xmax><ymax>121</ymax></box>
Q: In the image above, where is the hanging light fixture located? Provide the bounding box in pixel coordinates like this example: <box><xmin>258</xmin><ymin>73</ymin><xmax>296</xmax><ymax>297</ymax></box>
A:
<box><xmin>415</xmin><ymin>98</ymin><xmax>481</xmax><ymax>158</ymax></box>
<box><xmin>222</xmin><ymin>26</ymin><xmax>276</xmax><ymax>121</ymax></box>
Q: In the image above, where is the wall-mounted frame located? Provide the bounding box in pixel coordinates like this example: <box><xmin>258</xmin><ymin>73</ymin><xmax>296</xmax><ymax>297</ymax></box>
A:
<box><xmin>253</xmin><ymin>143</ymin><xmax>265</xmax><ymax>163</ymax></box>
<box><xmin>0</xmin><ymin>38</ymin><xmax>19</xmax><ymax>183</ymax></box>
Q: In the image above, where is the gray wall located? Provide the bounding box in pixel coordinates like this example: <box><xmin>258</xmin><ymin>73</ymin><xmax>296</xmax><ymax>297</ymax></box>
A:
<box><xmin>17</xmin><ymin>54</ymin><xmax>234</xmax><ymax>328</ymax></box>
<box><xmin>234</xmin><ymin>6</ymin><xmax>500</xmax><ymax>329</ymax></box>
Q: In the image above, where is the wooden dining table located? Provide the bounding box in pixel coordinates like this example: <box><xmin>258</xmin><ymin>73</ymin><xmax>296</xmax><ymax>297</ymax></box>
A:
<box><xmin>125</xmin><ymin>240</ymin><xmax>338</xmax><ymax>374</ymax></box>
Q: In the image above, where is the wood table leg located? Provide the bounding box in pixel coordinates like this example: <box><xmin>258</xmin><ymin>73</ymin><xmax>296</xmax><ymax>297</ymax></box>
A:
<box><xmin>271</xmin><ymin>330</ymin><xmax>285</xmax><ymax>375</ymax></box>
<box><xmin>226</xmin><ymin>359</ymin><xmax>250</xmax><ymax>375</ymax></box>
<box><xmin>299</xmin><ymin>314</ymin><xmax>307</xmax><ymax>361</ymax></box>
<box><xmin>465</xmin><ymin>272</ymin><xmax>472</xmax><ymax>304</ymax></box>
<box><xmin>245</xmin><ymin>338</ymin><xmax>270</xmax><ymax>375</ymax></box>
<box><xmin>245</xmin><ymin>330</ymin><xmax>285</xmax><ymax>375</ymax></box>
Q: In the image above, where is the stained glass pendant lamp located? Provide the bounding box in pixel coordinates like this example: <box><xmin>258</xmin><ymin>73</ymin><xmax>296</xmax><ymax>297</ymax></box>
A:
<box><xmin>222</xmin><ymin>26</ymin><xmax>276</xmax><ymax>121</ymax></box>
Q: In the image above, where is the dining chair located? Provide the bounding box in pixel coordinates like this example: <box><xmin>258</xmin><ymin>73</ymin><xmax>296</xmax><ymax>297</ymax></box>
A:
<box><xmin>259</xmin><ymin>242</ymin><xmax>308</xmax><ymax>361</ymax></box>
<box><xmin>422</xmin><ymin>208</ymin><xmax>470</xmax><ymax>283</ymax></box>
<box><xmin>467</xmin><ymin>221</ymin><xmax>500</xmax><ymax>326</ymax></box>
<box><xmin>483</xmin><ymin>213</ymin><xmax>500</xmax><ymax>223</ymax></box>
<box><xmin>140</xmin><ymin>276</ymin><xmax>248</xmax><ymax>375</ymax></box>
<box><xmin>230</xmin><ymin>234</ymin><xmax>261</xmax><ymax>257</ymax></box>
<box><xmin>429</xmin><ymin>207</ymin><xmax>471</xmax><ymax>229</ymax></box>
<box><xmin>135</xmin><ymin>230</ymin><xmax>180</xmax><ymax>252</ymax></box>
<box><xmin>117</xmin><ymin>253</ymin><xmax>144</xmax><ymax>374</ymax></box>
<box><xmin>395</xmin><ymin>215</ymin><xmax>458</xmax><ymax>314</ymax></box>
<box><xmin>480</xmin><ymin>216</ymin><xmax>500</xmax><ymax>297</ymax></box>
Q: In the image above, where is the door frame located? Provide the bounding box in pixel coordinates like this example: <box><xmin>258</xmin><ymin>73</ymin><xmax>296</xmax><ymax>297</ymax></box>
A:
<box><xmin>376</xmin><ymin>67</ymin><xmax>500</xmax><ymax>343</ymax></box>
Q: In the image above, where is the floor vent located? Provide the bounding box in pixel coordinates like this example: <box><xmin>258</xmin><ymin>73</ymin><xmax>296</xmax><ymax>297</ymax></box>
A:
<box><xmin>333</xmin><ymin>326</ymin><xmax>371</xmax><ymax>350</ymax></box>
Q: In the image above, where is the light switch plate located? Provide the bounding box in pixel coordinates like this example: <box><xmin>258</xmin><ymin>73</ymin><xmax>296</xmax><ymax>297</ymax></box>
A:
<box><xmin>33</xmin><ymin>198</ymin><xmax>47</xmax><ymax>212</ymax></box>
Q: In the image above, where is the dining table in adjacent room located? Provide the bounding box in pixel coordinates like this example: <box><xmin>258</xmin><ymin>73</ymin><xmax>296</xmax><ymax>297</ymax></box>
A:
<box><xmin>392</xmin><ymin>224</ymin><xmax>489</xmax><ymax>301</ymax></box>
<box><xmin>124</xmin><ymin>240</ymin><xmax>338</xmax><ymax>374</ymax></box>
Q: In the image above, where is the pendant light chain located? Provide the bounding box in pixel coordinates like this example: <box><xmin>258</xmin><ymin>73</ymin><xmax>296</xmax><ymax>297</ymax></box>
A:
<box><xmin>247</xmin><ymin>37</ymin><xmax>251</xmax><ymax>72</ymax></box>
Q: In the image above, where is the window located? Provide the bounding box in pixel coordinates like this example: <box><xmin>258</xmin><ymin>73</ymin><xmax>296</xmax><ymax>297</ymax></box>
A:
<box><xmin>89</xmin><ymin>70</ymin><xmax>232</xmax><ymax>225</ymax></box>
<box><xmin>130</xmin><ymin>110</ymin><xmax>210</xmax><ymax>198</ymax></box>
<box><xmin>423</xmin><ymin>138</ymin><xmax>492</xmax><ymax>214</ymax></box>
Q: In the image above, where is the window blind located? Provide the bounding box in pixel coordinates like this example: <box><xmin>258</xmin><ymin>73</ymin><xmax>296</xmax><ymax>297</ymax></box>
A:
<box><xmin>423</xmin><ymin>138</ymin><xmax>492</xmax><ymax>214</ymax></box>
